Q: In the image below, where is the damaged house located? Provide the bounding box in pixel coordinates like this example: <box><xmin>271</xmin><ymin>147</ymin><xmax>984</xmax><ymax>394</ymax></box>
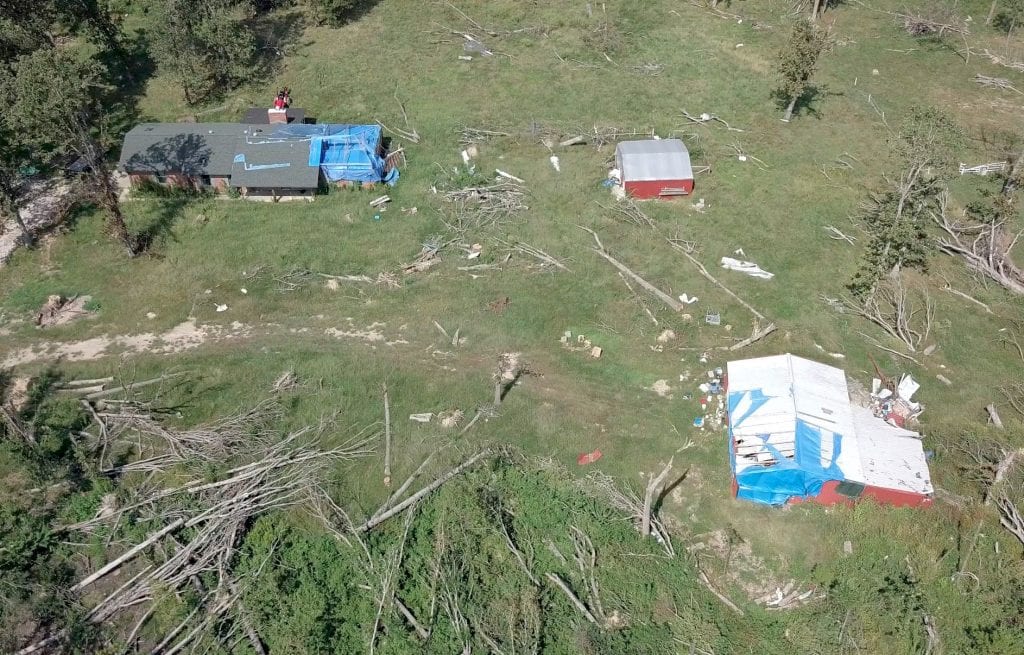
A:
<box><xmin>118</xmin><ymin>116</ymin><xmax>399</xmax><ymax>200</ymax></box>
<box><xmin>726</xmin><ymin>354</ymin><xmax>933</xmax><ymax>508</ymax></box>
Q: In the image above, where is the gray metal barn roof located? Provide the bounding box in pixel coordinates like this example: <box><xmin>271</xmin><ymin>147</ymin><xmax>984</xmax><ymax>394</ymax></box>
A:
<box><xmin>615</xmin><ymin>139</ymin><xmax>693</xmax><ymax>182</ymax></box>
<box><xmin>118</xmin><ymin>124</ymin><xmax>248</xmax><ymax>176</ymax></box>
<box><xmin>229</xmin><ymin>137</ymin><xmax>320</xmax><ymax>189</ymax></box>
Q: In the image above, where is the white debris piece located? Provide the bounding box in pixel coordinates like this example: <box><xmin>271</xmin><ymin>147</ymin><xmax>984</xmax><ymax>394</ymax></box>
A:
<box><xmin>409</xmin><ymin>413</ymin><xmax>434</xmax><ymax>423</ymax></box>
<box><xmin>720</xmin><ymin>257</ymin><xmax>774</xmax><ymax>280</ymax></box>
<box><xmin>549</xmin><ymin>155</ymin><xmax>561</xmax><ymax>172</ymax></box>
<box><xmin>240</xmin><ymin>288</ymin><xmax>248</xmax><ymax>294</ymax></box>
<box><xmin>897</xmin><ymin>375</ymin><xmax>920</xmax><ymax>402</ymax></box>
<box><xmin>215</xmin><ymin>304</ymin><xmax>228</xmax><ymax>312</ymax></box>
<box><xmin>678</xmin><ymin>293</ymin><xmax>699</xmax><ymax>304</ymax></box>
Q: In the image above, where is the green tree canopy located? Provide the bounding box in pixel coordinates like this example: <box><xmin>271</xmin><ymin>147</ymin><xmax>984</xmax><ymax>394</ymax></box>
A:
<box><xmin>151</xmin><ymin>0</ymin><xmax>257</xmax><ymax>105</ymax></box>
<box><xmin>776</xmin><ymin>18</ymin><xmax>828</xmax><ymax>122</ymax></box>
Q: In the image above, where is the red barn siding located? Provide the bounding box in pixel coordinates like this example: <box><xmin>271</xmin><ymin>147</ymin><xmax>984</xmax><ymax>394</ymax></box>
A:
<box><xmin>625</xmin><ymin>178</ymin><xmax>694</xmax><ymax>199</ymax></box>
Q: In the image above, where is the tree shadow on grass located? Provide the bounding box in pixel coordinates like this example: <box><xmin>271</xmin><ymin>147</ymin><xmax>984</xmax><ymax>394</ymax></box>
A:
<box><xmin>251</xmin><ymin>9</ymin><xmax>310</xmax><ymax>83</ymax></box>
<box><xmin>771</xmin><ymin>84</ymin><xmax>841</xmax><ymax>121</ymax></box>
<box><xmin>132</xmin><ymin>196</ymin><xmax>189</xmax><ymax>254</ymax></box>
<box><xmin>95</xmin><ymin>31</ymin><xmax>158</xmax><ymax>139</ymax></box>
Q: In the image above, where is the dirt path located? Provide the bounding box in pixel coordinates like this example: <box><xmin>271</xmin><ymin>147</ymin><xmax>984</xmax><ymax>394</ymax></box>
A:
<box><xmin>1</xmin><ymin>317</ymin><xmax>409</xmax><ymax>368</ymax></box>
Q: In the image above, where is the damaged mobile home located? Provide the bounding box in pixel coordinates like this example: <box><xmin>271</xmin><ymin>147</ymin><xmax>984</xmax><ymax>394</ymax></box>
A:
<box><xmin>726</xmin><ymin>354</ymin><xmax>933</xmax><ymax>507</ymax></box>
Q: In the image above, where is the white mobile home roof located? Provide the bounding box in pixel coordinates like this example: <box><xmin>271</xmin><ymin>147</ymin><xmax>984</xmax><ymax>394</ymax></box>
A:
<box><xmin>726</xmin><ymin>354</ymin><xmax>932</xmax><ymax>495</ymax></box>
<box><xmin>615</xmin><ymin>139</ymin><xmax>693</xmax><ymax>182</ymax></box>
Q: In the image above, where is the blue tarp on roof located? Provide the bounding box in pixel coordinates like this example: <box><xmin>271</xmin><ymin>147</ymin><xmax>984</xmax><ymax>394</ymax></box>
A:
<box><xmin>301</xmin><ymin>124</ymin><xmax>398</xmax><ymax>185</ymax></box>
<box><xmin>731</xmin><ymin>415</ymin><xmax>846</xmax><ymax>505</ymax></box>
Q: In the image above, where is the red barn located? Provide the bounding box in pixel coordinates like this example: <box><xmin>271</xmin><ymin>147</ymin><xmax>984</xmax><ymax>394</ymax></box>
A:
<box><xmin>615</xmin><ymin>139</ymin><xmax>694</xmax><ymax>199</ymax></box>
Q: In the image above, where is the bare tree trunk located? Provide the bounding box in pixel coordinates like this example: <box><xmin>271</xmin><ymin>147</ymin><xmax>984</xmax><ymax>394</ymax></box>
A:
<box><xmin>359</xmin><ymin>449</ymin><xmax>494</xmax><ymax>532</ymax></box>
<box><xmin>383</xmin><ymin>383</ymin><xmax>392</xmax><ymax>487</ymax></box>
<box><xmin>811</xmin><ymin>0</ymin><xmax>823</xmax><ymax>21</ymax></box>
<box><xmin>783</xmin><ymin>96</ymin><xmax>798</xmax><ymax>122</ymax></box>
<box><xmin>95</xmin><ymin>170</ymin><xmax>136</xmax><ymax>256</ymax></box>
<box><xmin>642</xmin><ymin>457</ymin><xmax>674</xmax><ymax>536</ymax></box>
<box><xmin>987</xmin><ymin>0</ymin><xmax>1000</xmax><ymax>25</ymax></box>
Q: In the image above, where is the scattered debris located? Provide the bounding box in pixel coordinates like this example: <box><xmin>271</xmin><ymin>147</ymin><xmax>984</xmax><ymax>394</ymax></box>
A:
<box><xmin>824</xmin><ymin>225</ymin><xmax>857</xmax><ymax>245</ymax></box>
<box><xmin>402</xmin><ymin>239</ymin><xmax>445</xmax><ymax>274</ymax></box>
<box><xmin>678</xmin><ymin>293</ymin><xmax>698</xmax><ymax>304</ymax></box>
<box><xmin>657</xmin><ymin>329</ymin><xmax>676</xmax><ymax>343</ymax></box>
<box><xmin>370</xmin><ymin>195</ymin><xmax>391</xmax><ymax>208</ymax></box>
<box><xmin>589</xmin><ymin>346</ymin><xmax>602</xmax><ymax>358</ymax></box>
<box><xmin>581</xmin><ymin>227</ymin><xmax>685</xmax><ymax>312</ymax></box>
<box><xmin>496</xmin><ymin>238</ymin><xmax>570</xmax><ymax>271</ymax></box>
<box><xmin>869</xmin><ymin>374</ymin><xmax>924</xmax><ymax>427</ymax></box>
<box><xmin>488</xmin><ymin>296</ymin><xmax>511</xmax><ymax>314</ymax></box>
<box><xmin>681</xmin><ymin>109</ymin><xmax>745</xmax><ymax>132</ymax></box>
<box><xmin>577</xmin><ymin>449</ymin><xmax>603</xmax><ymax>465</ymax></box>
<box><xmin>409</xmin><ymin>412</ymin><xmax>433</xmax><ymax>423</ymax></box>
<box><xmin>691</xmin><ymin>368</ymin><xmax>727</xmax><ymax>431</ymax></box>
<box><xmin>146</xmin><ymin>312</ymin><xmax>157</xmax><ymax>320</ymax></box>
<box><xmin>271</xmin><ymin>370</ymin><xmax>299</xmax><ymax>394</ymax></box>
<box><xmin>215</xmin><ymin>304</ymin><xmax>228</xmax><ymax>312</ymax></box>
<box><xmin>35</xmin><ymin>295</ymin><xmax>95</xmax><ymax>328</ymax></box>
<box><xmin>843</xmin><ymin>540</ymin><xmax>854</xmax><ymax>556</ymax></box>
<box><xmin>721</xmin><ymin>257</ymin><xmax>774</xmax><ymax>280</ymax></box>
<box><xmin>549</xmin><ymin>155</ymin><xmax>561</xmax><ymax>172</ymax></box>
<box><xmin>649</xmin><ymin>379</ymin><xmax>673</xmax><ymax>398</ymax></box>
<box><xmin>495</xmin><ymin>169</ymin><xmax>525</xmax><ymax>183</ymax></box>
<box><xmin>440</xmin><ymin>181</ymin><xmax>526</xmax><ymax>232</ymax></box>
<box><xmin>705</xmin><ymin>310</ymin><xmax>721</xmax><ymax>326</ymax></box>
<box><xmin>438</xmin><ymin>409</ymin><xmax>464</xmax><ymax>429</ymax></box>
<box><xmin>936</xmin><ymin>374</ymin><xmax>952</xmax><ymax>386</ymax></box>
<box><xmin>958</xmin><ymin>161</ymin><xmax>1009</xmax><ymax>176</ymax></box>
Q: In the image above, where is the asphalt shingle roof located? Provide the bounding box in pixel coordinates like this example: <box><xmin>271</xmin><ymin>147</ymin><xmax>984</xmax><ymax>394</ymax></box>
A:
<box><xmin>229</xmin><ymin>135</ymin><xmax>320</xmax><ymax>189</ymax></box>
<box><xmin>118</xmin><ymin>124</ymin><xmax>248</xmax><ymax>176</ymax></box>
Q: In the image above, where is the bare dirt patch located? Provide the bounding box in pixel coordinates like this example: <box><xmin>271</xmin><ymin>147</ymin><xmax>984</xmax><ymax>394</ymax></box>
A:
<box><xmin>690</xmin><ymin>529</ymin><xmax>823</xmax><ymax>610</ymax></box>
<box><xmin>36</xmin><ymin>295</ymin><xmax>96</xmax><ymax>328</ymax></box>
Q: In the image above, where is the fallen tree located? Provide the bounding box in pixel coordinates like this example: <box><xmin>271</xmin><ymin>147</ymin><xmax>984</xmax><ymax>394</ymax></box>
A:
<box><xmin>931</xmin><ymin>189</ymin><xmax>1024</xmax><ymax>296</ymax></box>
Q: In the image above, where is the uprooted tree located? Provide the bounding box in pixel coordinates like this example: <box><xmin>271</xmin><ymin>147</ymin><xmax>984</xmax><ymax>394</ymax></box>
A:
<box><xmin>775</xmin><ymin>18</ymin><xmax>829</xmax><ymax>122</ymax></box>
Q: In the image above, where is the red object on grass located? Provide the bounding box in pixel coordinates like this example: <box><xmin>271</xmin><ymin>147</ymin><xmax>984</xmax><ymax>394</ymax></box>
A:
<box><xmin>577</xmin><ymin>449</ymin><xmax>603</xmax><ymax>465</ymax></box>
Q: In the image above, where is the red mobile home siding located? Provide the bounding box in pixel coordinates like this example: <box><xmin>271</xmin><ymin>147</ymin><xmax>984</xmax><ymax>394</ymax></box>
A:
<box><xmin>860</xmin><ymin>485</ymin><xmax>933</xmax><ymax>508</ymax></box>
<box><xmin>625</xmin><ymin>178</ymin><xmax>694</xmax><ymax>199</ymax></box>
<box><xmin>787</xmin><ymin>480</ymin><xmax>932</xmax><ymax>508</ymax></box>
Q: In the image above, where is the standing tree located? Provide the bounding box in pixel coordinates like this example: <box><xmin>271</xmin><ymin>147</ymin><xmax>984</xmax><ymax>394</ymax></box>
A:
<box><xmin>151</xmin><ymin>0</ymin><xmax>257</xmax><ymax>105</ymax></box>
<box><xmin>305</xmin><ymin>0</ymin><xmax>361</xmax><ymax>26</ymax></box>
<box><xmin>775</xmin><ymin>19</ymin><xmax>828</xmax><ymax>122</ymax></box>
<box><xmin>991</xmin><ymin>0</ymin><xmax>1024</xmax><ymax>32</ymax></box>
<box><xmin>3</xmin><ymin>49</ymin><xmax>137</xmax><ymax>255</ymax></box>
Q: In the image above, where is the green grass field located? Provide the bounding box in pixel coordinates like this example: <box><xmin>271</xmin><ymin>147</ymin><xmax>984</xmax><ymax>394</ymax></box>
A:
<box><xmin>2</xmin><ymin>0</ymin><xmax>1024</xmax><ymax>652</ymax></box>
